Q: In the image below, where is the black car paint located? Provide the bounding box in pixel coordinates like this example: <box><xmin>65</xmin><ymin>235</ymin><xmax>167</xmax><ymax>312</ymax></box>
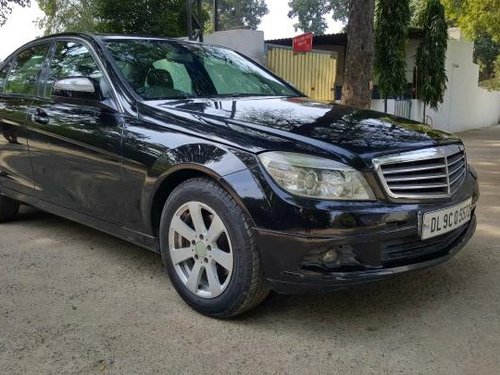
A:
<box><xmin>0</xmin><ymin>95</ymin><xmax>34</xmax><ymax>195</ymax></box>
<box><xmin>0</xmin><ymin>33</ymin><xmax>478</xmax><ymax>293</ymax></box>
<box><xmin>27</xmin><ymin>96</ymin><xmax>124</xmax><ymax>223</ymax></box>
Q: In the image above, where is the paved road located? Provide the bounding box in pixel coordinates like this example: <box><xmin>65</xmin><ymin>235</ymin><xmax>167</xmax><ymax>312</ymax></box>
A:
<box><xmin>1</xmin><ymin>126</ymin><xmax>499</xmax><ymax>375</ymax></box>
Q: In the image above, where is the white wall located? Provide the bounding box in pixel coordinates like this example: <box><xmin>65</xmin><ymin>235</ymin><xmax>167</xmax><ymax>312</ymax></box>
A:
<box><xmin>372</xmin><ymin>39</ymin><xmax>500</xmax><ymax>132</ymax></box>
<box><xmin>204</xmin><ymin>30</ymin><xmax>266</xmax><ymax>64</ymax></box>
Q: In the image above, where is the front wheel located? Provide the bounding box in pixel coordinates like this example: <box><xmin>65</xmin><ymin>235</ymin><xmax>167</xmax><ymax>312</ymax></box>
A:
<box><xmin>159</xmin><ymin>178</ymin><xmax>269</xmax><ymax>318</ymax></box>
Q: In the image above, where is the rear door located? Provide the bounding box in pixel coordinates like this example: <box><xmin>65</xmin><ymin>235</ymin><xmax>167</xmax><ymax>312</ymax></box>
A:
<box><xmin>0</xmin><ymin>43</ymin><xmax>51</xmax><ymax>195</ymax></box>
<box><xmin>27</xmin><ymin>39</ymin><xmax>125</xmax><ymax>224</ymax></box>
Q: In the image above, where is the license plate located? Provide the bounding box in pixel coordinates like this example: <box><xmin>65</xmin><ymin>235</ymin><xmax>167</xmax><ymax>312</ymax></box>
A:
<box><xmin>421</xmin><ymin>198</ymin><xmax>472</xmax><ymax>240</ymax></box>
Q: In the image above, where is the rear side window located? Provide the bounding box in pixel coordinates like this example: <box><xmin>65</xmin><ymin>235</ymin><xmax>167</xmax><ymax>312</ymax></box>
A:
<box><xmin>4</xmin><ymin>44</ymin><xmax>50</xmax><ymax>95</ymax></box>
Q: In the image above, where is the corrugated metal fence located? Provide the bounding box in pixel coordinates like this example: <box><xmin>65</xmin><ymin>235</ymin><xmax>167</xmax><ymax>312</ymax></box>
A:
<box><xmin>266</xmin><ymin>45</ymin><xmax>337</xmax><ymax>102</ymax></box>
<box><xmin>394</xmin><ymin>99</ymin><xmax>412</xmax><ymax>119</ymax></box>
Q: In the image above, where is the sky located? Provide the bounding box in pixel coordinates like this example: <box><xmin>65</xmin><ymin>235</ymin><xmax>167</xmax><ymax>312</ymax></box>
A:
<box><xmin>0</xmin><ymin>1</ymin><xmax>344</xmax><ymax>60</ymax></box>
<box><xmin>0</xmin><ymin>3</ymin><xmax>44</xmax><ymax>60</ymax></box>
<box><xmin>260</xmin><ymin>1</ymin><xmax>343</xmax><ymax>40</ymax></box>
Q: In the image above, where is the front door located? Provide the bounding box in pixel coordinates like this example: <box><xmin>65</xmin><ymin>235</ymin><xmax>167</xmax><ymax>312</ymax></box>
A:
<box><xmin>27</xmin><ymin>39</ymin><xmax>125</xmax><ymax>224</ymax></box>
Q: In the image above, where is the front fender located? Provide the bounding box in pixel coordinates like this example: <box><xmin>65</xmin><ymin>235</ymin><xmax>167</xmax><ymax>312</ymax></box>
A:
<box><xmin>141</xmin><ymin>142</ymin><xmax>272</xmax><ymax>233</ymax></box>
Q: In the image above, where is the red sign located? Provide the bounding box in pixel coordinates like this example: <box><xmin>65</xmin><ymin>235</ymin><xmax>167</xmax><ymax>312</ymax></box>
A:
<box><xmin>292</xmin><ymin>32</ymin><xmax>313</xmax><ymax>52</ymax></box>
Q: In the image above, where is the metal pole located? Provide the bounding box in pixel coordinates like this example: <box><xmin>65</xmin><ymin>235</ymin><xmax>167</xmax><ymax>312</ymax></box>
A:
<box><xmin>214</xmin><ymin>0</ymin><xmax>220</xmax><ymax>32</ymax></box>
<box><xmin>198</xmin><ymin>0</ymin><xmax>203</xmax><ymax>42</ymax></box>
<box><xmin>186</xmin><ymin>0</ymin><xmax>203</xmax><ymax>41</ymax></box>
<box><xmin>186</xmin><ymin>0</ymin><xmax>193</xmax><ymax>40</ymax></box>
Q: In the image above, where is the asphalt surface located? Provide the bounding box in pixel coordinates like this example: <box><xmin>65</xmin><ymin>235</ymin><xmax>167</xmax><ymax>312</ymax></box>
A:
<box><xmin>1</xmin><ymin>125</ymin><xmax>499</xmax><ymax>375</ymax></box>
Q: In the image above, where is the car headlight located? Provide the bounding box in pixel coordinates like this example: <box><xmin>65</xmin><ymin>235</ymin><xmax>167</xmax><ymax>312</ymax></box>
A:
<box><xmin>258</xmin><ymin>151</ymin><xmax>375</xmax><ymax>200</ymax></box>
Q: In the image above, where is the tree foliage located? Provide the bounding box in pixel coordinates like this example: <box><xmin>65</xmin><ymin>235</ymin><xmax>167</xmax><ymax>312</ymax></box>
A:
<box><xmin>409</xmin><ymin>0</ymin><xmax>426</xmax><ymax>26</ymax></box>
<box><xmin>37</xmin><ymin>0</ymin><xmax>188</xmax><ymax>37</ymax></box>
<box><xmin>480</xmin><ymin>54</ymin><xmax>500</xmax><ymax>90</ymax></box>
<box><xmin>36</xmin><ymin>0</ymin><xmax>268</xmax><ymax>36</ymax></box>
<box><xmin>37</xmin><ymin>0</ymin><xmax>97</xmax><ymax>34</ymax></box>
<box><xmin>474</xmin><ymin>34</ymin><xmax>500</xmax><ymax>81</ymax></box>
<box><xmin>412</xmin><ymin>0</ymin><xmax>499</xmax><ymax>85</ymax></box>
<box><xmin>217</xmin><ymin>0</ymin><xmax>269</xmax><ymax>30</ymax></box>
<box><xmin>0</xmin><ymin>0</ymin><xmax>30</xmax><ymax>26</ymax></box>
<box><xmin>415</xmin><ymin>0</ymin><xmax>448</xmax><ymax>111</ymax></box>
<box><xmin>96</xmin><ymin>0</ymin><xmax>187</xmax><ymax>37</ymax></box>
<box><xmin>374</xmin><ymin>0</ymin><xmax>411</xmax><ymax>102</ymax></box>
<box><xmin>441</xmin><ymin>0</ymin><xmax>500</xmax><ymax>42</ymax></box>
<box><xmin>288</xmin><ymin>0</ymin><xmax>333</xmax><ymax>34</ymax></box>
<box><xmin>287</xmin><ymin>0</ymin><xmax>350</xmax><ymax>34</ymax></box>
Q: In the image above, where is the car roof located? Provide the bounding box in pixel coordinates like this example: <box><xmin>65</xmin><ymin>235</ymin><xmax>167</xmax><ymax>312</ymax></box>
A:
<box><xmin>35</xmin><ymin>32</ymin><xmax>203</xmax><ymax>46</ymax></box>
<box><xmin>2</xmin><ymin>32</ymin><xmax>235</xmax><ymax>66</ymax></box>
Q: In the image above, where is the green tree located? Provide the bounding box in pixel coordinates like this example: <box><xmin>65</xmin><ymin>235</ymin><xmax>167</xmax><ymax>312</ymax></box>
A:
<box><xmin>415</xmin><ymin>0</ymin><xmax>448</xmax><ymax>121</ymax></box>
<box><xmin>0</xmin><ymin>0</ymin><xmax>30</xmax><ymax>26</ymax></box>
<box><xmin>37</xmin><ymin>0</ymin><xmax>98</xmax><ymax>34</ymax></box>
<box><xmin>474</xmin><ymin>34</ymin><xmax>500</xmax><ymax>81</ymax></box>
<box><xmin>288</xmin><ymin>0</ymin><xmax>333</xmax><ymax>34</ymax></box>
<box><xmin>409</xmin><ymin>0</ymin><xmax>426</xmax><ymax>26</ymax></box>
<box><xmin>412</xmin><ymin>0</ymin><xmax>499</xmax><ymax>86</ymax></box>
<box><xmin>96</xmin><ymin>0</ymin><xmax>187</xmax><ymax>37</ymax></box>
<box><xmin>37</xmin><ymin>0</ymin><xmax>188</xmax><ymax>37</ymax></box>
<box><xmin>287</xmin><ymin>0</ymin><xmax>350</xmax><ymax>34</ymax></box>
<box><xmin>217</xmin><ymin>0</ymin><xmax>268</xmax><ymax>30</ymax></box>
<box><xmin>480</xmin><ymin>54</ymin><xmax>500</xmax><ymax>90</ymax></box>
<box><xmin>374</xmin><ymin>0</ymin><xmax>411</xmax><ymax>112</ymax></box>
<box><xmin>441</xmin><ymin>0</ymin><xmax>500</xmax><ymax>42</ymax></box>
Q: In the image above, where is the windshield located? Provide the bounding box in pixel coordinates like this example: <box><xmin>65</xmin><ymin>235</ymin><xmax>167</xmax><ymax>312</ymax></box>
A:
<box><xmin>103</xmin><ymin>39</ymin><xmax>300</xmax><ymax>100</ymax></box>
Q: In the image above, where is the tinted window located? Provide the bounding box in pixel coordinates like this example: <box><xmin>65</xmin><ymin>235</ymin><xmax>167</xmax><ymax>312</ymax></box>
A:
<box><xmin>44</xmin><ymin>41</ymin><xmax>107</xmax><ymax>98</ymax></box>
<box><xmin>203</xmin><ymin>53</ymin><xmax>275</xmax><ymax>95</ymax></box>
<box><xmin>4</xmin><ymin>44</ymin><xmax>50</xmax><ymax>95</ymax></box>
<box><xmin>104</xmin><ymin>39</ymin><xmax>299</xmax><ymax>100</ymax></box>
<box><xmin>152</xmin><ymin>59</ymin><xmax>193</xmax><ymax>94</ymax></box>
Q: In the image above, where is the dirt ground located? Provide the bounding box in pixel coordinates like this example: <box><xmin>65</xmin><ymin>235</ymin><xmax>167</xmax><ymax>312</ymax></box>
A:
<box><xmin>1</xmin><ymin>125</ymin><xmax>499</xmax><ymax>375</ymax></box>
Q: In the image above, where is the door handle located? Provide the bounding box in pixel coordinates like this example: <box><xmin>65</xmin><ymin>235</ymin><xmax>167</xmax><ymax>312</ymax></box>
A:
<box><xmin>32</xmin><ymin>108</ymin><xmax>49</xmax><ymax>125</ymax></box>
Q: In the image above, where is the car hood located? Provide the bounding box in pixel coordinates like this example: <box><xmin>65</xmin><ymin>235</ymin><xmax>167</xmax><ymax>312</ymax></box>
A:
<box><xmin>145</xmin><ymin>96</ymin><xmax>460</xmax><ymax>167</ymax></box>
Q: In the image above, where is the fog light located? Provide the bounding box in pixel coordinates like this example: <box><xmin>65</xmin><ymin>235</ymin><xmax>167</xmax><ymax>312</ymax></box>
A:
<box><xmin>322</xmin><ymin>249</ymin><xmax>339</xmax><ymax>264</ymax></box>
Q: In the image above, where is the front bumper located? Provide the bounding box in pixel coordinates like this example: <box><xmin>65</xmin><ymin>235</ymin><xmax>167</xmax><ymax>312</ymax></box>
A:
<box><xmin>256</xmin><ymin>215</ymin><xmax>476</xmax><ymax>294</ymax></box>
<box><xmin>253</xmin><ymin>173</ymin><xmax>479</xmax><ymax>294</ymax></box>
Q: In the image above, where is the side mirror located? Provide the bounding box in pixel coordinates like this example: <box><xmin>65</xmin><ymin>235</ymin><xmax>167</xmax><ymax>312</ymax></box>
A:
<box><xmin>52</xmin><ymin>77</ymin><xmax>101</xmax><ymax>101</ymax></box>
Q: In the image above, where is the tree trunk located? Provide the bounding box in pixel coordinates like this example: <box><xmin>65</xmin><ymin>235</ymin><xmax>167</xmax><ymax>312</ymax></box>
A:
<box><xmin>341</xmin><ymin>0</ymin><xmax>376</xmax><ymax>109</ymax></box>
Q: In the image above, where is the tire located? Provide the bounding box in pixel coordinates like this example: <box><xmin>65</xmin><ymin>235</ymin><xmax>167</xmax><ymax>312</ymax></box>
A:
<box><xmin>159</xmin><ymin>177</ymin><xmax>269</xmax><ymax>318</ymax></box>
<box><xmin>0</xmin><ymin>194</ymin><xmax>20</xmax><ymax>222</ymax></box>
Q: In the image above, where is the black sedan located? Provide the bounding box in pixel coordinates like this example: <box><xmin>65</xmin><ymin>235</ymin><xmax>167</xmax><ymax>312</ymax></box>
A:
<box><xmin>0</xmin><ymin>33</ymin><xmax>478</xmax><ymax>317</ymax></box>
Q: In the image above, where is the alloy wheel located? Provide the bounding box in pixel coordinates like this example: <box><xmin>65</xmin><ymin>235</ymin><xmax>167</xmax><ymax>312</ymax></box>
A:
<box><xmin>168</xmin><ymin>201</ymin><xmax>233</xmax><ymax>298</ymax></box>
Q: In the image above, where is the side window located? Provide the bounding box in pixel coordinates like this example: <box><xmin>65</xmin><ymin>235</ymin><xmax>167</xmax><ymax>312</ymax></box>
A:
<box><xmin>44</xmin><ymin>41</ymin><xmax>109</xmax><ymax>98</ymax></box>
<box><xmin>0</xmin><ymin>62</ymin><xmax>11</xmax><ymax>93</ymax></box>
<box><xmin>4</xmin><ymin>44</ymin><xmax>50</xmax><ymax>95</ymax></box>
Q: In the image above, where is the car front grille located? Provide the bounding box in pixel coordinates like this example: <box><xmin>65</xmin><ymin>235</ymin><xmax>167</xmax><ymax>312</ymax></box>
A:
<box><xmin>373</xmin><ymin>144</ymin><xmax>467</xmax><ymax>200</ymax></box>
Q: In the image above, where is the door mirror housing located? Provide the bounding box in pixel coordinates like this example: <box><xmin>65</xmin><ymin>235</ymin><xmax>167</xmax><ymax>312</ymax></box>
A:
<box><xmin>52</xmin><ymin>77</ymin><xmax>101</xmax><ymax>101</ymax></box>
